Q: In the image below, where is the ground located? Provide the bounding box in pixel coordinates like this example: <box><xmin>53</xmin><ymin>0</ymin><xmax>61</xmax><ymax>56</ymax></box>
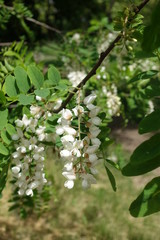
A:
<box><xmin>0</xmin><ymin>128</ymin><xmax>160</xmax><ymax>240</ymax></box>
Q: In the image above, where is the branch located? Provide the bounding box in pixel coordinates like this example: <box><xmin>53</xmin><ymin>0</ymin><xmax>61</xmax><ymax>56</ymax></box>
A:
<box><xmin>53</xmin><ymin>0</ymin><xmax>150</xmax><ymax>113</ymax></box>
<box><xmin>0</xmin><ymin>4</ymin><xmax>61</xmax><ymax>35</ymax></box>
<box><xmin>26</xmin><ymin>17</ymin><xmax>61</xmax><ymax>35</ymax></box>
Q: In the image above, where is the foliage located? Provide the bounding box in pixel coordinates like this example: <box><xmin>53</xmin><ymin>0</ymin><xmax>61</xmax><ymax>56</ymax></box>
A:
<box><xmin>0</xmin><ymin>0</ymin><xmax>160</xmax><ymax>220</ymax></box>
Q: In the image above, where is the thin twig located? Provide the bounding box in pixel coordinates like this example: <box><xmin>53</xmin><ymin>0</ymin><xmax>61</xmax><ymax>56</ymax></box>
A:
<box><xmin>53</xmin><ymin>0</ymin><xmax>150</xmax><ymax>113</ymax></box>
<box><xmin>0</xmin><ymin>4</ymin><xmax>61</xmax><ymax>35</ymax></box>
<box><xmin>26</xmin><ymin>17</ymin><xmax>61</xmax><ymax>35</ymax></box>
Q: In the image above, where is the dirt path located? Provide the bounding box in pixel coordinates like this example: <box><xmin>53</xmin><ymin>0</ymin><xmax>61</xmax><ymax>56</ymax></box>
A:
<box><xmin>112</xmin><ymin>127</ymin><xmax>152</xmax><ymax>152</ymax></box>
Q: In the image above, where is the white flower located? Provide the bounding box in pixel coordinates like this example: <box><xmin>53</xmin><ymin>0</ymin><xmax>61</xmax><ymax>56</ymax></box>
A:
<box><xmin>71</xmin><ymin>33</ymin><xmax>81</xmax><ymax>44</ymax></box>
<box><xmin>72</xmin><ymin>106</ymin><xmax>84</xmax><ymax>116</ymax></box>
<box><xmin>81</xmin><ymin>173</ymin><xmax>97</xmax><ymax>189</ymax></box>
<box><xmin>12</xmin><ymin>166</ymin><xmax>20</xmax><ymax>174</ymax></box>
<box><xmin>63</xmin><ymin>126</ymin><xmax>77</xmax><ymax>135</ymax></box>
<box><xmin>60</xmin><ymin>149</ymin><xmax>72</xmax><ymax>158</ymax></box>
<box><xmin>64</xmin><ymin>162</ymin><xmax>73</xmax><ymax>171</ymax></box>
<box><xmin>56</xmin><ymin>126</ymin><xmax>64</xmax><ymax>135</ymax></box>
<box><xmin>68</xmin><ymin>71</ymin><xmax>86</xmax><ymax>87</ymax></box>
<box><xmin>12</xmin><ymin>134</ymin><xmax>20</xmax><ymax>141</ymax></box>
<box><xmin>89</xmin><ymin>154</ymin><xmax>98</xmax><ymax>162</ymax></box>
<box><xmin>62</xmin><ymin>171</ymin><xmax>76</xmax><ymax>180</ymax></box>
<box><xmin>89</xmin><ymin>125</ymin><xmax>101</xmax><ymax>138</ymax></box>
<box><xmin>89</xmin><ymin>116</ymin><xmax>101</xmax><ymax>126</ymax></box>
<box><xmin>61</xmin><ymin>109</ymin><xmax>73</xmax><ymax>120</ymax></box>
<box><xmin>91</xmin><ymin>138</ymin><xmax>101</xmax><ymax>146</ymax></box>
<box><xmin>12</xmin><ymin>151</ymin><xmax>21</xmax><ymax>159</ymax></box>
<box><xmin>54</xmin><ymin>99</ymin><xmax>62</xmax><ymax>110</ymax></box>
<box><xmin>33</xmin><ymin>154</ymin><xmax>41</xmax><ymax>161</ymax></box>
<box><xmin>36</xmin><ymin>96</ymin><xmax>42</xmax><ymax>101</ymax></box>
<box><xmin>15</xmin><ymin>119</ymin><xmax>23</xmax><ymax>128</ymax></box>
<box><xmin>36</xmin><ymin>126</ymin><xmax>45</xmax><ymax>135</ymax></box>
<box><xmin>16</xmin><ymin>146</ymin><xmax>27</xmax><ymax>153</ymax></box>
<box><xmin>61</xmin><ymin>135</ymin><xmax>75</xmax><ymax>143</ymax></box>
<box><xmin>64</xmin><ymin>180</ymin><xmax>74</xmax><ymax>189</ymax></box>
<box><xmin>84</xmin><ymin>93</ymin><xmax>97</xmax><ymax>105</ymax></box>
<box><xmin>26</xmin><ymin>189</ymin><xmax>33</xmax><ymax>196</ymax></box>
<box><xmin>85</xmin><ymin>145</ymin><xmax>99</xmax><ymax>154</ymax></box>
<box><xmin>18</xmin><ymin>189</ymin><xmax>25</xmax><ymax>196</ymax></box>
<box><xmin>30</xmin><ymin>105</ymin><xmax>42</xmax><ymax>117</ymax></box>
<box><xmin>22</xmin><ymin>115</ymin><xmax>31</xmax><ymax>127</ymax></box>
<box><xmin>89</xmin><ymin>107</ymin><xmax>101</xmax><ymax>118</ymax></box>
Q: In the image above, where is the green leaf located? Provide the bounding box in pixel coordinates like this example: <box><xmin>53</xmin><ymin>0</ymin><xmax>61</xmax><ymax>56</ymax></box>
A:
<box><xmin>139</xmin><ymin>110</ymin><xmax>160</xmax><ymax>134</ymax></box>
<box><xmin>128</xmin><ymin>70</ymin><xmax>158</xmax><ymax>84</ymax></box>
<box><xmin>105</xmin><ymin>165</ymin><xmax>117</xmax><ymax>191</ymax></box>
<box><xmin>55</xmin><ymin>83</ymin><xmax>68</xmax><ymax>90</ymax></box>
<box><xmin>14</xmin><ymin>66</ymin><xmax>30</xmax><ymax>93</ymax></box>
<box><xmin>0</xmin><ymin>142</ymin><xmax>9</xmax><ymax>155</ymax></box>
<box><xmin>22</xmin><ymin>106</ymin><xmax>31</xmax><ymax>116</ymax></box>
<box><xmin>34</xmin><ymin>89</ymin><xmax>50</xmax><ymax>99</ymax></box>
<box><xmin>145</xmin><ymin>84</ymin><xmax>160</xmax><ymax>98</ymax></box>
<box><xmin>4</xmin><ymin>50</ymin><xmax>22</xmax><ymax>60</ymax></box>
<box><xmin>0</xmin><ymin>108</ymin><xmax>8</xmax><ymax>130</ymax></box>
<box><xmin>129</xmin><ymin>177</ymin><xmax>160</xmax><ymax>217</ymax></box>
<box><xmin>4</xmin><ymin>75</ymin><xmax>19</xmax><ymax>97</ymax></box>
<box><xmin>0</xmin><ymin>90</ymin><xmax>6</xmax><ymax>104</ymax></box>
<box><xmin>142</xmin><ymin>2</ymin><xmax>160</xmax><ymax>52</ymax></box>
<box><xmin>1</xmin><ymin>130</ymin><xmax>11</xmax><ymax>145</ymax></box>
<box><xmin>45</xmin><ymin>126</ymin><xmax>55</xmax><ymax>133</ymax></box>
<box><xmin>18</xmin><ymin>94</ymin><xmax>34</xmax><ymax>105</ymax></box>
<box><xmin>6</xmin><ymin>124</ymin><xmax>17</xmax><ymax>136</ymax></box>
<box><xmin>0</xmin><ymin>159</ymin><xmax>10</xmax><ymax>195</ymax></box>
<box><xmin>105</xmin><ymin>159</ymin><xmax>120</xmax><ymax>170</ymax></box>
<box><xmin>130</xmin><ymin>134</ymin><xmax>160</xmax><ymax>165</ymax></box>
<box><xmin>27</xmin><ymin>65</ymin><xmax>44</xmax><ymax>89</ymax></box>
<box><xmin>122</xmin><ymin>155</ymin><xmax>160</xmax><ymax>176</ymax></box>
<box><xmin>48</xmin><ymin>66</ymin><xmax>61</xmax><ymax>86</ymax></box>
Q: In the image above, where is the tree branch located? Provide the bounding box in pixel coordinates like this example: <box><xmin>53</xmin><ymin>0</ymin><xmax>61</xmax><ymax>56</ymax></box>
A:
<box><xmin>25</xmin><ymin>17</ymin><xmax>61</xmax><ymax>35</ymax></box>
<box><xmin>53</xmin><ymin>0</ymin><xmax>150</xmax><ymax>113</ymax></box>
<box><xmin>0</xmin><ymin>4</ymin><xmax>61</xmax><ymax>35</ymax></box>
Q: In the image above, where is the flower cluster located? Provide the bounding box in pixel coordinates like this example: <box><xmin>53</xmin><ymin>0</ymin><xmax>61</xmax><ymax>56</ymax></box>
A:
<box><xmin>102</xmin><ymin>84</ymin><xmax>121</xmax><ymax>116</ymax></box>
<box><xmin>11</xmin><ymin>104</ymin><xmax>50</xmax><ymax>197</ymax></box>
<box><xmin>97</xmin><ymin>32</ymin><xmax>117</xmax><ymax>54</ymax></box>
<box><xmin>56</xmin><ymin>93</ymin><xmax>101</xmax><ymax>189</ymax></box>
<box><xmin>67</xmin><ymin>71</ymin><xmax>86</xmax><ymax>87</ymax></box>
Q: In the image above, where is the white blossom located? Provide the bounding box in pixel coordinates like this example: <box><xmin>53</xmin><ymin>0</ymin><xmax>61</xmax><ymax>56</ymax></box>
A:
<box><xmin>68</xmin><ymin>71</ymin><xmax>86</xmax><ymax>87</ymax></box>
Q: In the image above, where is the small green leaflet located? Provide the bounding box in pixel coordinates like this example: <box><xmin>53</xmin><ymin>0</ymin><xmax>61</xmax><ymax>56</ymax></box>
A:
<box><xmin>18</xmin><ymin>94</ymin><xmax>34</xmax><ymax>105</ymax></box>
<box><xmin>4</xmin><ymin>75</ymin><xmax>19</xmax><ymax>97</ymax></box>
<box><xmin>0</xmin><ymin>108</ymin><xmax>8</xmax><ymax>130</ymax></box>
<box><xmin>1</xmin><ymin>130</ymin><xmax>11</xmax><ymax>145</ymax></box>
<box><xmin>105</xmin><ymin>165</ymin><xmax>117</xmax><ymax>191</ymax></box>
<box><xmin>129</xmin><ymin>177</ymin><xmax>160</xmax><ymax>217</ymax></box>
<box><xmin>34</xmin><ymin>89</ymin><xmax>50</xmax><ymax>99</ymax></box>
<box><xmin>27</xmin><ymin>65</ymin><xmax>44</xmax><ymax>89</ymax></box>
<box><xmin>6</xmin><ymin>123</ymin><xmax>17</xmax><ymax>137</ymax></box>
<box><xmin>0</xmin><ymin>142</ymin><xmax>9</xmax><ymax>155</ymax></box>
<box><xmin>0</xmin><ymin>90</ymin><xmax>6</xmax><ymax>104</ymax></box>
<box><xmin>128</xmin><ymin>70</ymin><xmax>158</xmax><ymax>84</ymax></box>
<box><xmin>48</xmin><ymin>66</ymin><xmax>61</xmax><ymax>86</ymax></box>
<box><xmin>139</xmin><ymin>110</ymin><xmax>160</xmax><ymax>134</ymax></box>
<box><xmin>14</xmin><ymin>66</ymin><xmax>30</xmax><ymax>93</ymax></box>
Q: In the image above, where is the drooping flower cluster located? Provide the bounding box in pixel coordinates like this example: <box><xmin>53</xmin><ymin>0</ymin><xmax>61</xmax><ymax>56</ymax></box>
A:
<box><xmin>11</xmin><ymin>104</ymin><xmax>50</xmax><ymax>197</ymax></box>
<box><xmin>67</xmin><ymin>71</ymin><xmax>86</xmax><ymax>87</ymax></box>
<box><xmin>70</xmin><ymin>33</ymin><xmax>81</xmax><ymax>44</ymax></box>
<box><xmin>102</xmin><ymin>84</ymin><xmax>121</xmax><ymax>116</ymax></box>
<box><xmin>56</xmin><ymin>93</ymin><xmax>102</xmax><ymax>189</ymax></box>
